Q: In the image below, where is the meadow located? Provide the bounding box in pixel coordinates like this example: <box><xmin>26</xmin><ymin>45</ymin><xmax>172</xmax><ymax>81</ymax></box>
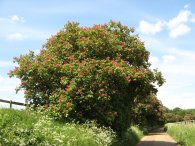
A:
<box><xmin>0</xmin><ymin>108</ymin><xmax>144</xmax><ymax>146</ymax></box>
<box><xmin>165</xmin><ymin>123</ymin><xmax>195</xmax><ymax>146</ymax></box>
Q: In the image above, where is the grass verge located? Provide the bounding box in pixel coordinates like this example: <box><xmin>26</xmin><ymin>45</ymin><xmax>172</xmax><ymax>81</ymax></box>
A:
<box><xmin>165</xmin><ymin>123</ymin><xmax>195</xmax><ymax>146</ymax></box>
<box><xmin>111</xmin><ymin>126</ymin><xmax>144</xmax><ymax>146</ymax></box>
<box><xmin>0</xmin><ymin>108</ymin><xmax>144</xmax><ymax>146</ymax></box>
<box><xmin>0</xmin><ymin>108</ymin><xmax>115</xmax><ymax>146</ymax></box>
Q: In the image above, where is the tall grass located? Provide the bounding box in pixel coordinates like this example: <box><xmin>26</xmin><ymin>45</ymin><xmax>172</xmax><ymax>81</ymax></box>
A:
<box><xmin>165</xmin><ymin>123</ymin><xmax>195</xmax><ymax>146</ymax></box>
<box><xmin>0</xmin><ymin>108</ymin><xmax>115</xmax><ymax>146</ymax></box>
<box><xmin>0</xmin><ymin>108</ymin><xmax>144</xmax><ymax>146</ymax></box>
<box><xmin>112</xmin><ymin>126</ymin><xmax>144</xmax><ymax>146</ymax></box>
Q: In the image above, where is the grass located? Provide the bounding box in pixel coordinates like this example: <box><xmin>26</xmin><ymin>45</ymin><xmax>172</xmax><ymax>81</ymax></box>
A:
<box><xmin>165</xmin><ymin>123</ymin><xmax>195</xmax><ymax>146</ymax></box>
<box><xmin>112</xmin><ymin>126</ymin><xmax>144</xmax><ymax>146</ymax></box>
<box><xmin>0</xmin><ymin>108</ymin><xmax>144</xmax><ymax>146</ymax></box>
<box><xmin>0</xmin><ymin>108</ymin><xmax>115</xmax><ymax>146</ymax></box>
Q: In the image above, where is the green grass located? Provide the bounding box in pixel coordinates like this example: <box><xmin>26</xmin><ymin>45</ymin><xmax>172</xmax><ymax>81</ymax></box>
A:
<box><xmin>165</xmin><ymin>123</ymin><xmax>195</xmax><ymax>146</ymax></box>
<box><xmin>111</xmin><ymin>126</ymin><xmax>144</xmax><ymax>146</ymax></box>
<box><xmin>0</xmin><ymin>108</ymin><xmax>144</xmax><ymax>146</ymax></box>
<box><xmin>0</xmin><ymin>108</ymin><xmax>115</xmax><ymax>146</ymax></box>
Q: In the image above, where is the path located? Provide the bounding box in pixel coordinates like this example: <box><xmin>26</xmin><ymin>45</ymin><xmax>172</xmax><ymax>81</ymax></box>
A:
<box><xmin>136</xmin><ymin>128</ymin><xmax>178</xmax><ymax>146</ymax></box>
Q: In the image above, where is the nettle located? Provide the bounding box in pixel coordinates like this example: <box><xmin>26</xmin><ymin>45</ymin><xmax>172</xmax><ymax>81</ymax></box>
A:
<box><xmin>9</xmin><ymin>21</ymin><xmax>164</xmax><ymax>135</ymax></box>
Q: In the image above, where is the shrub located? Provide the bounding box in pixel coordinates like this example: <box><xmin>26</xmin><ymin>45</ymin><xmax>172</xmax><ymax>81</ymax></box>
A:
<box><xmin>0</xmin><ymin>108</ymin><xmax>116</xmax><ymax>146</ymax></box>
<box><xmin>9</xmin><ymin>21</ymin><xmax>164</xmax><ymax>135</ymax></box>
<box><xmin>111</xmin><ymin>126</ymin><xmax>144</xmax><ymax>146</ymax></box>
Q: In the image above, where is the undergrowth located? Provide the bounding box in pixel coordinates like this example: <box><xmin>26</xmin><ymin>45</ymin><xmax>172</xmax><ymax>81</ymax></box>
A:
<box><xmin>0</xmin><ymin>108</ymin><xmax>144</xmax><ymax>146</ymax></box>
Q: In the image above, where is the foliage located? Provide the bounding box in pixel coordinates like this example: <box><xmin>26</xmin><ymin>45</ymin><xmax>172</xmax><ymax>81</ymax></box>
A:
<box><xmin>111</xmin><ymin>126</ymin><xmax>144</xmax><ymax>146</ymax></box>
<box><xmin>165</xmin><ymin>108</ymin><xmax>195</xmax><ymax>123</ymax></box>
<box><xmin>131</xmin><ymin>93</ymin><xmax>165</xmax><ymax>127</ymax></box>
<box><xmin>165</xmin><ymin>123</ymin><xmax>195</xmax><ymax>146</ymax></box>
<box><xmin>0</xmin><ymin>108</ymin><xmax>116</xmax><ymax>146</ymax></box>
<box><xmin>9</xmin><ymin>21</ymin><xmax>164</xmax><ymax>135</ymax></box>
<box><xmin>0</xmin><ymin>108</ymin><xmax>145</xmax><ymax>146</ymax></box>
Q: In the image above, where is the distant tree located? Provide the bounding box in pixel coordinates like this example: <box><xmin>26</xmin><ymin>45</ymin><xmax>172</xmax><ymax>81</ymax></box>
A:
<box><xmin>172</xmin><ymin>107</ymin><xmax>185</xmax><ymax>115</ymax></box>
<box><xmin>9</xmin><ymin>21</ymin><xmax>164</xmax><ymax>135</ymax></box>
<box><xmin>165</xmin><ymin>108</ymin><xmax>195</xmax><ymax>122</ymax></box>
<box><xmin>184</xmin><ymin>114</ymin><xmax>195</xmax><ymax>121</ymax></box>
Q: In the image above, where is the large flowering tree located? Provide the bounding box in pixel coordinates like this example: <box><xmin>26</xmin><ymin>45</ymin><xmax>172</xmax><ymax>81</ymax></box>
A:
<box><xmin>9</xmin><ymin>21</ymin><xmax>164</xmax><ymax>135</ymax></box>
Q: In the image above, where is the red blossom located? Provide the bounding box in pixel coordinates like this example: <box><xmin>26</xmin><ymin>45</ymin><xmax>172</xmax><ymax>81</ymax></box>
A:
<box><xmin>121</xmin><ymin>42</ymin><xmax>126</xmax><ymax>46</ymax></box>
<box><xmin>59</xmin><ymin>96</ymin><xmax>62</xmax><ymax>103</ymax></box>
<box><xmin>63</xmin><ymin>110</ymin><xmax>68</xmax><ymax>113</ymax></box>
<box><xmin>132</xmin><ymin>68</ymin><xmax>136</xmax><ymax>73</ymax></box>
<box><xmin>61</xmin><ymin>77</ymin><xmax>65</xmax><ymax>81</ymax></box>
<box><xmin>79</xmin><ymin>73</ymin><xmax>83</xmax><ymax>78</ymax></box>
<box><xmin>66</xmin><ymin>102</ymin><xmax>73</xmax><ymax>108</ymax></box>
<box><xmin>65</xmin><ymin>86</ymin><xmax>70</xmax><ymax>91</ymax></box>
<box><xmin>76</xmin><ymin>89</ymin><xmax>82</xmax><ymax>94</ymax></box>
<box><xmin>137</xmin><ymin>75</ymin><xmax>141</xmax><ymax>79</ymax></box>
<box><xmin>106</xmin><ymin>57</ymin><xmax>110</xmax><ymax>60</ymax></box>
<box><xmin>102</xmin><ymin>81</ymin><xmax>106</xmax><ymax>85</ymax></box>
<box><xmin>24</xmin><ymin>90</ymin><xmax>29</xmax><ymax>94</ymax></box>
<box><xmin>128</xmin><ymin>79</ymin><xmax>131</xmax><ymax>83</ymax></box>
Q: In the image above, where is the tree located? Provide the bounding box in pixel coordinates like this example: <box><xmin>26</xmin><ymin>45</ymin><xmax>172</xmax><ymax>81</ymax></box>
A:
<box><xmin>165</xmin><ymin>108</ymin><xmax>195</xmax><ymax>122</ymax></box>
<box><xmin>165</xmin><ymin>113</ymin><xmax>183</xmax><ymax>123</ymax></box>
<box><xmin>132</xmin><ymin>94</ymin><xmax>165</xmax><ymax>127</ymax></box>
<box><xmin>9</xmin><ymin>21</ymin><xmax>164</xmax><ymax>135</ymax></box>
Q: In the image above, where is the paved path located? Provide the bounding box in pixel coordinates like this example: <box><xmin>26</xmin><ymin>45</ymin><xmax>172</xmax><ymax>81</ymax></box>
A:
<box><xmin>136</xmin><ymin>128</ymin><xmax>178</xmax><ymax>146</ymax></box>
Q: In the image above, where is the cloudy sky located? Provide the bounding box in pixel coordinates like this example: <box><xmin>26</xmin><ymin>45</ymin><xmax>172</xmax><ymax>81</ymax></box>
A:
<box><xmin>0</xmin><ymin>0</ymin><xmax>195</xmax><ymax>109</ymax></box>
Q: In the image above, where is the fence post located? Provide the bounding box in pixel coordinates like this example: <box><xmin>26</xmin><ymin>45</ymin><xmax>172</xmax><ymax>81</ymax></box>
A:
<box><xmin>25</xmin><ymin>99</ymin><xmax>29</xmax><ymax>108</ymax></box>
<box><xmin>10</xmin><ymin>100</ymin><xmax>12</xmax><ymax>108</ymax></box>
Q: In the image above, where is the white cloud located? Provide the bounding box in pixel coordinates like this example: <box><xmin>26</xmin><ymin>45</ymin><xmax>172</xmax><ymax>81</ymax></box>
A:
<box><xmin>6</xmin><ymin>33</ymin><xmax>27</xmax><ymax>41</ymax></box>
<box><xmin>167</xmin><ymin>10</ymin><xmax>191</xmax><ymax>29</ymax></box>
<box><xmin>150</xmin><ymin>48</ymin><xmax>195</xmax><ymax>109</ymax></box>
<box><xmin>11</xmin><ymin>15</ymin><xmax>19</xmax><ymax>21</ymax></box>
<box><xmin>149</xmin><ymin>56</ymin><xmax>159</xmax><ymax>64</ymax></box>
<box><xmin>139</xmin><ymin>4</ymin><xmax>195</xmax><ymax>38</ymax></box>
<box><xmin>190</xmin><ymin>17</ymin><xmax>195</xmax><ymax>22</ymax></box>
<box><xmin>0</xmin><ymin>74</ymin><xmax>24</xmax><ymax>104</ymax></box>
<box><xmin>138</xmin><ymin>5</ymin><xmax>195</xmax><ymax>109</ymax></box>
<box><xmin>0</xmin><ymin>15</ymin><xmax>25</xmax><ymax>24</ymax></box>
<box><xmin>184</xmin><ymin>4</ymin><xmax>189</xmax><ymax>9</ymax></box>
<box><xmin>157</xmin><ymin>88</ymin><xmax>195</xmax><ymax>109</ymax></box>
<box><xmin>139</xmin><ymin>20</ymin><xmax>165</xmax><ymax>35</ymax></box>
<box><xmin>167</xmin><ymin>8</ymin><xmax>192</xmax><ymax>38</ymax></box>
<box><xmin>140</xmin><ymin>38</ymin><xmax>195</xmax><ymax>109</ymax></box>
<box><xmin>0</xmin><ymin>15</ymin><xmax>50</xmax><ymax>41</ymax></box>
<box><xmin>162</xmin><ymin>54</ymin><xmax>176</xmax><ymax>63</ymax></box>
<box><xmin>10</xmin><ymin>15</ymin><xmax>25</xmax><ymax>23</ymax></box>
<box><xmin>0</xmin><ymin>61</ymin><xmax>14</xmax><ymax>67</ymax></box>
<box><xmin>0</xmin><ymin>75</ymin><xmax>19</xmax><ymax>92</ymax></box>
<box><xmin>169</xmin><ymin>24</ymin><xmax>191</xmax><ymax>38</ymax></box>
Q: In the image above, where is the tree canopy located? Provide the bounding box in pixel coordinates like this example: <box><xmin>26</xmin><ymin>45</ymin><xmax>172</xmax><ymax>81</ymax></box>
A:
<box><xmin>9</xmin><ymin>21</ymin><xmax>164</xmax><ymax>135</ymax></box>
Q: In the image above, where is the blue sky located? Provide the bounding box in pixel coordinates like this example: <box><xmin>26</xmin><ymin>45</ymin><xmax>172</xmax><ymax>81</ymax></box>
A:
<box><xmin>0</xmin><ymin>0</ymin><xmax>195</xmax><ymax>109</ymax></box>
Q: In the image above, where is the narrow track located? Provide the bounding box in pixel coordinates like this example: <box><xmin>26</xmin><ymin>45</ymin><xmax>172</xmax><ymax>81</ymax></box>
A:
<box><xmin>136</xmin><ymin>128</ymin><xmax>178</xmax><ymax>146</ymax></box>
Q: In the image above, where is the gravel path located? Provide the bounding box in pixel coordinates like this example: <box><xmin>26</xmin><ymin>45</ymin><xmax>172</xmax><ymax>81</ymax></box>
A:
<box><xmin>136</xmin><ymin>128</ymin><xmax>178</xmax><ymax>146</ymax></box>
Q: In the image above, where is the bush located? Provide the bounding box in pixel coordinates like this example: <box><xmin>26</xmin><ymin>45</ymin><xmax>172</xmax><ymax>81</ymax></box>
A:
<box><xmin>0</xmin><ymin>108</ymin><xmax>116</xmax><ymax>146</ymax></box>
<box><xmin>111</xmin><ymin>126</ymin><xmax>144</xmax><ymax>146</ymax></box>
<box><xmin>9</xmin><ymin>21</ymin><xmax>164</xmax><ymax>135</ymax></box>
